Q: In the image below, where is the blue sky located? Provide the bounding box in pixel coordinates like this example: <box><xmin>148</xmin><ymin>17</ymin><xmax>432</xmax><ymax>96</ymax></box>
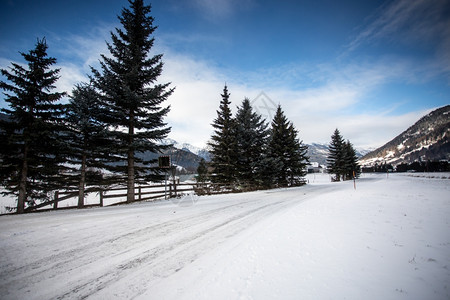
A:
<box><xmin>1</xmin><ymin>0</ymin><xmax>449</xmax><ymax>149</ymax></box>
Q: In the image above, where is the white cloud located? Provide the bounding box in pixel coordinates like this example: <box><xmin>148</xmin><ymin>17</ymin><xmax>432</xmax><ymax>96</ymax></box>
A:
<box><xmin>56</xmin><ymin>63</ymin><xmax>89</xmax><ymax>97</ymax></box>
<box><xmin>290</xmin><ymin>108</ymin><xmax>429</xmax><ymax>149</ymax></box>
<box><xmin>337</xmin><ymin>109</ymin><xmax>432</xmax><ymax>149</ymax></box>
<box><xmin>158</xmin><ymin>50</ymin><xmax>253</xmax><ymax>148</ymax></box>
<box><xmin>157</xmin><ymin>49</ymin><xmax>435</xmax><ymax>149</ymax></box>
<box><xmin>0</xmin><ymin>57</ymin><xmax>22</xmax><ymax>72</ymax></box>
<box><xmin>55</xmin><ymin>25</ymin><xmax>112</xmax><ymax>72</ymax></box>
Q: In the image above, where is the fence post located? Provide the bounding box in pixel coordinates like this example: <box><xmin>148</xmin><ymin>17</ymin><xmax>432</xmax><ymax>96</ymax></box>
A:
<box><xmin>53</xmin><ymin>191</ymin><xmax>59</xmax><ymax>209</ymax></box>
<box><xmin>138</xmin><ymin>186</ymin><xmax>142</xmax><ymax>202</ymax></box>
<box><xmin>99</xmin><ymin>190</ymin><xmax>104</xmax><ymax>207</ymax></box>
<box><xmin>173</xmin><ymin>178</ymin><xmax>177</xmax><ymax>197</ymax></box>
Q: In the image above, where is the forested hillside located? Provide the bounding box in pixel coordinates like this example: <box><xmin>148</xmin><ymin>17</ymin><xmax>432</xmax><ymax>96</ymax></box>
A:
<box><xmin>360</xmin><ymin>105</ymin><xmax>450</xmax><ymax>166</ymax></box>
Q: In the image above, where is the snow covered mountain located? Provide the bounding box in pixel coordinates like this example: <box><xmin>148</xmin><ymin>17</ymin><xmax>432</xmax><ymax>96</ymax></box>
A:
<box><xmin>139</xmin><ymin>147</ymin><xmax>203</xmax><ymax>173</ymax></box>
<box><xmin>161</xmin><ymin>138</ymin><xmax>210</xmax><ymax>161</ymax></box>
<box><xmin>306</xmin><ymin>143</ymin><xmax>371</xmax><ymax>166</ymax></box>
<box><xmin>162</xmin><ymin>139</ymin><xmax>370</xmax><ymax>168</ymax></box>
<box><xmin>306</xmin><ymin>143</ymin><xmax>329</xmax><ymax>166</ymax></box>
<box><xmin>360</xmin><ymin>105</ymin><xmax>450</xmax><ymax>166</ymax></box>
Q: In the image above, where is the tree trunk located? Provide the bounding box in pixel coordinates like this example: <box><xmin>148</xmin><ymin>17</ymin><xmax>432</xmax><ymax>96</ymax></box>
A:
<box><xmin>127</xmin><ymin>149</ymin><xmax>135</xmax><ymax>203</ymax></box>
<box><xmin>127</xmin><ymin>114</ymin><xmax>135</xmax><ymax>203</ymax></box>
<box><xmin>78</xmin><ymin>151</ymin><xmax>87</xmax><ymax>208</ymax></box>
<box><xmin>17</xmin><ymin>144</ymin><xmax>29</xmax><ymax>214</ymax></box>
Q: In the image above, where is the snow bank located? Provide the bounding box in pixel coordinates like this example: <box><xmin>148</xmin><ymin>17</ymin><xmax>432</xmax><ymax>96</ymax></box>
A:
<box><xmin>144</xmin><ymin>174</ymin><xmax>450</xmax><ymax>300</ymax></box>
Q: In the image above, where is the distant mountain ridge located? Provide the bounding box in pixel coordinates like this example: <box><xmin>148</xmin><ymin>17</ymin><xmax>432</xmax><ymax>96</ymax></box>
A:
<box><xmin>306</xmin><ymin>143</ymin><xmax>329</xmax><ymax>166</ymax></box>
<box><xmin>360</xmin><ymin>105</ymin><xmax>450</xmax><ymax>166</ymax></box>
<box><xmin>163</xmin><ymin>139</ymin><xmax>370</xmax><ymax>169</ymax></box>
<box><xmin>138</xmin><ymin>147</ymin><xmax>202</xmax><ymax>173</ymax></box>
<box><xmin>306</xmin><ymin>143</ymin><xmax>371</xmax><ymax>166</ymax></box>
<box><xmin>161</xmin><ymin>138</ymin><xmax>210</xmax><ymax>161</ymax></box>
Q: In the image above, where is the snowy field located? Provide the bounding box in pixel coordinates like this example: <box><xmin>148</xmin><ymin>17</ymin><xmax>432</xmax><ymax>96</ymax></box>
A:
<box><xmin>0</xmin><ymin>173</ymin><xmax>449</xmax><ymax>299</ymax></box>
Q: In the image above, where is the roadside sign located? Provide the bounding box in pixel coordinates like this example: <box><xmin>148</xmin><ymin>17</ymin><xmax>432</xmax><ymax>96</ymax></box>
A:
<box><xmin>158</xmin><ymin>156</ymin><xmax>171</xmax><ymax>169</ymax></box>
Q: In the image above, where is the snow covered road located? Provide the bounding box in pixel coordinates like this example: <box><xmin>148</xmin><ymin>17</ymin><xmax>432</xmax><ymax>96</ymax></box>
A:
<box><xmin>1</xmin><ymin>174</ymin><xmax>449</xmax><ymax>299</ymax></box>
<box><xmin>0</xmin><ymin>181</ymin><xmax>336</xmax><ymax>299</ymax></box>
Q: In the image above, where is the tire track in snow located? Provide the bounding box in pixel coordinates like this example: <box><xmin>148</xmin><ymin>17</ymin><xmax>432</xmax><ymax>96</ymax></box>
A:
<box><xmin>0</xmin><ymin>184</ymin><xmax>340</xmax><ymax>300</ymax></box>
<box><xmin>56</xmin><ymin>198</ymin><xmax>302</xmax><ymax>299</ymax></box>
<box><xmin>57</xmin><ymin>186</ymin><xmax>340</xmax><ymax>299</ymax></box>
<box><xmin>0</xmin><ymin>198</ymin><xmax>263</xmax><ymax>286</ymax></box>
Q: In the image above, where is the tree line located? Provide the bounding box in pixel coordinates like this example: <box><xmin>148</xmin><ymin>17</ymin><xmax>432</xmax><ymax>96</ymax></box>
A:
<box><xmin>362</xmin><ymin>160</ymin><xmax>449</xmax><ymax>173</ymax></box>
<box><xmin>197</xmin><ymin>85</ymin><xmax>310</xmax><ymax>189</ymax></box>
<box><xmin>0</xmin><ymin>0</ymin><xmax>172</xmax><ymax>213</ymax></box>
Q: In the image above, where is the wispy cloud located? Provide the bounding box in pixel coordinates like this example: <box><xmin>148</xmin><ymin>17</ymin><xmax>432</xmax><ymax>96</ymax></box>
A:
<box><xmin>55</xmin><ymin>24</ymin><xmax>112</xmax><ymax>72</ymax></box>
<box><xmin>194</xmin><ymin>0</ymin><xmax>234</xmax><ymax>18</ymax></box>
<box><xmin>240</xmin><ymin>59</ymin><xmax>428</xmax><ymax>147</ymax></box>
<box><xmin>50</xmin><ymin>24</ymin><xmax>114</xmax><ymax>96</ymax></box>
<box><xmin>0</xmin><ymin>23</ymin><xmax>112</xmax><ymax>103</ymax></box>
<box><xmin>346</xmin><ymin>0</ymin><xmax>445</xmax><ymax>51</ymax></box>
<box><xmin>191</xmin><ymin>0</ymin><xmax>255</xmax><ymax>20</ymax></box>
<box><xmin>343</xmin><ymin>0</ymin><xmax>450</xmax><ymax>81</ymax></box>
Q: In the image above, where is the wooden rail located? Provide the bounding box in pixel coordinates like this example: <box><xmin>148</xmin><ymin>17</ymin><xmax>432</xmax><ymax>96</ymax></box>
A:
<box><xmin>23</xmin><ymin>182</ymin><xmax>198</xmax><ymax>213</ymax></box>
<box><xmin>17</xmin><ymin>179</ymin><xmax>306</xmax><ymax>214</ymax></box>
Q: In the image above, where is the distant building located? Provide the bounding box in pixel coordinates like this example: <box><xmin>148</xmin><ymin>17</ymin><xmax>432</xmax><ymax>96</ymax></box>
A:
<box><xmin>307</xmin><ymin>162</ymin><xmax>325</xmax><ymax>173</ymax></box>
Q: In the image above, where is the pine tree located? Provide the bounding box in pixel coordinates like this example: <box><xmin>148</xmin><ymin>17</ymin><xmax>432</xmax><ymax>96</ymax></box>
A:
<box><xmin>0</xmin><ymin>38</ymin><xmax>66</xmax><ymax>213</ymax></box>
<box><xmin>326</xmin><ymin>128</ymin><xmax>345</xmax><ymax>181</ymax></box>
<box><xmin>343</xmin><ymin>140</ymin><xmax>360</xmax><ymax>180</ymax></box>
<box><xmin>258</xmin><ymin>149</ymin><xmax>282</xmax><ymax>188</ymax></box>
<box><xmin>326</xmin><ymin>130</ymin><xmax>361</xmax><ymax>181</ymax></box>
<box><xmin>91</xmin><ymin>0</ymin><xmax>173</xmax><ymax>203</ymax></box>
<box><xmin>268</xmin><ymin>105</ymin><xmax>308</xmax><ymax>187</ymax></box>
<box><xmin>235</xmin><ymin>98</ymin><xmax>269</xmax><ymax>187</ymax></box>
<box><xmin>285</xmin><ymin>123</ymin><xmax>309</xmax><ymax>186</ymax></box>
<box><xmin>208</xmin><ymin>85</ymin><xmax>238</xmax><ymax>185</ymax></box>
<box><xmin>268</xmin><ymin>106</ymin><xmax>291</xmax><ymax>186</ymax></box>
<box><xmin>66</xmin><ymin>83</ymin><xmax>111</xmax><ymax>207</ymax></box>
<box><xmin>196</xmin><ymin>158</ymin><xmax>208</xmax><ymax>183</ymax></box>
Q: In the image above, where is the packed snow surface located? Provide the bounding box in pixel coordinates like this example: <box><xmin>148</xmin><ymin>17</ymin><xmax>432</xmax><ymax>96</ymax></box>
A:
<box><xmin>0</xmin><ymin>173</ymin><xmax>449</xmax><ymax>299</ymax></box>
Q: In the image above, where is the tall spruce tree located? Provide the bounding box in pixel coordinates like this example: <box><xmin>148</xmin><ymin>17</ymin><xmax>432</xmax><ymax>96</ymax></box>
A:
<box><xmin>0</xmin><ymin>38</ymin><xmax>66</xmax><ymax>213</ymax></box>
<box><xmin>343</xmin><ymin>140</ymin><xmax>361</xmax><ymax>180</ymax></box>
<box><xmin>208</xmin><ymin>85</ymin><xmax>238</xmax><ymax>185</ymax></box>
<box><xmin>326</xmin><ymin>128</ymin><xmax>345</xmax><ymax>181</ymax></box>
<box><xmin>91</xmin><ymin>0</ymin><xmax>173</xmax><ymax>203</ymax></box>
<box><xmin>285</xmin><ymin>123</ymin><xmax>309</xmax><ymax>185</ymax></box>
<box><xmin>66</xmin><ymin>83</ymin><xmax>111</xmax><ymax>207</ymax></box>
<box><xmin>196</xmin><ymin>158</ymin><xmax>208</xmax><ymax>183</ymax></box>
<box><xmin>268</xmin><ymin>106</ymin><xmax>290</xmax><ymax>186</ymax></box>
<box><xmin>258</xmin><ymin>147</ymin><xmax>282</xmax><ymax>188</ymax></box>
<box><xmin>268</xmin><ymin>105</ymin><xmax>309</xmax><ymax>187</ymax></box>
<box><xmin>235</xmin><ymin>98</ymin><xmax>269</xmax><ymax>186</ymax></box>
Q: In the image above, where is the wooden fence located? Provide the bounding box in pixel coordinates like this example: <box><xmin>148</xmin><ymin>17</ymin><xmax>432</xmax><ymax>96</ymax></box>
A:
<box><xmin>22</xmin><ymin>181</ymin><xmax>242</xmax><ymax>213</ymax></box>
<box><xmin>23</xmin><ymin>182</ymin><xmax>199</xmax><ymax>213</ymax></box>
<box><xmin>18</xmin><ymin>179</ymin><xmax>306</xmax><ymax>214</ymax></box>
